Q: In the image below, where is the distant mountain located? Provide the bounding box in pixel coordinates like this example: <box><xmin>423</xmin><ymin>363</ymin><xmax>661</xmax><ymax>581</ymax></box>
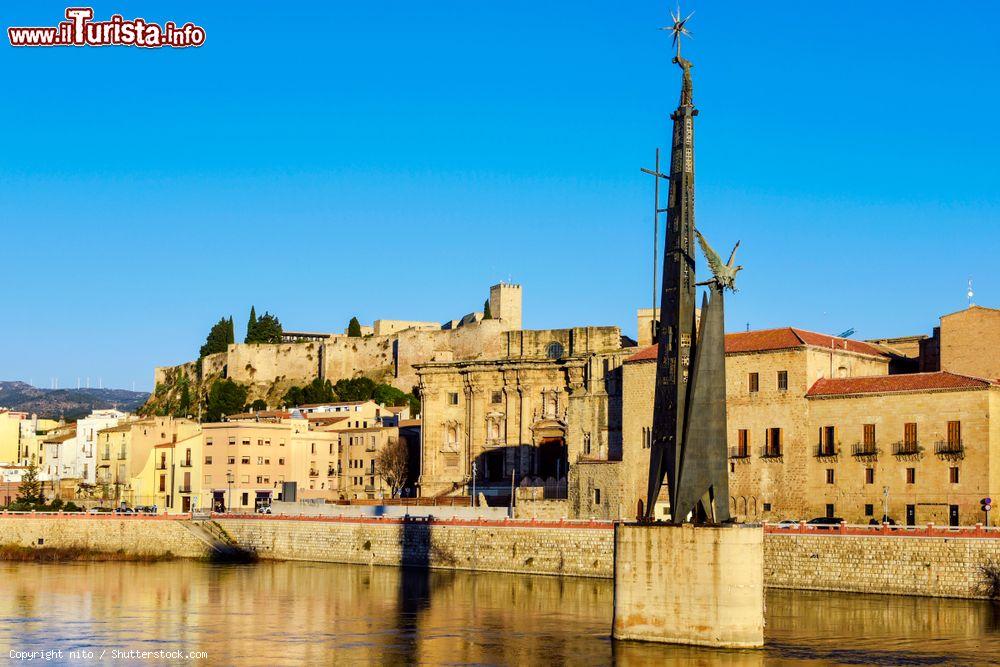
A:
<box><xmin>0</xmin><ymin>381</ymin><xmax>150</xmax><ymax>421</ymax></box>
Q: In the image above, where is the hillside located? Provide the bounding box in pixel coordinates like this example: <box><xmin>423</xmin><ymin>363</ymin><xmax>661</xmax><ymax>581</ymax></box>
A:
<box><xmin>0</xmin><ymin>381</ymin><xmax>149</xmax><ymax>420</ymax></box>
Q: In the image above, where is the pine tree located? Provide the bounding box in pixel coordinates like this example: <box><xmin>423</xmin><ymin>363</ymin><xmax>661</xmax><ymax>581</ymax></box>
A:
<box><xmin>227</xmin><ymin>317</ymin><xmax>235</xmax><ymax>344</ymax></box>
<box><xmin>16</xmin><ymin>460</ymin><xmax>43</xmax><ymax>506</ymax></box>
<box><xmin>245</xmin><ymin>306</ymin><xmax>258</xmax><ymax>343</ymax></box>
<box><xmin>347</xmin><ymin>316</ymin><xmax>362</xmax><ymax>337</ymax></box>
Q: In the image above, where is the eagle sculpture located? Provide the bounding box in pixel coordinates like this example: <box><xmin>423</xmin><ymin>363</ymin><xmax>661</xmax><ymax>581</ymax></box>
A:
<box><xmin>695</xmin><ymin>229</ymin><xmax>743</xmax><ymax>292</ymax></box>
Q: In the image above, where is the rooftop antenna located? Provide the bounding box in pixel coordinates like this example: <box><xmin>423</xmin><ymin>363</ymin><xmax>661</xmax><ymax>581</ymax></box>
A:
<box><xmin>967</xmin><ymin>279</ymin><xmax>975</xmax><ymax>308</ymax></box>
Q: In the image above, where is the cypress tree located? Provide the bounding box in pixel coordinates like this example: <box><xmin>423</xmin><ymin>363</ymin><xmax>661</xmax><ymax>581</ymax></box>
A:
<box><xmin>347</xmin><ymin>316</ymin><xmax>362</xmax><ymax>337</ymax></box>
<box><xmin>483</xmin><ymin>299</ymin><xmax>492</xmax><ymax>319</ymax></box>
<box><xmin>245</xmin><ymin>306</ymin><xmax>258</xmax><ymax>343</ymax></box>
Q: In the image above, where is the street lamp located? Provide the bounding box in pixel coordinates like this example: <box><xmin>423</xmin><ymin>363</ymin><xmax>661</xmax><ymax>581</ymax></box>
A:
<box><xmin>471</xmin><ymin>461</ymin><xmax>477</xmax><ymax>508</ymax></box>
<box><xmin>226</xmin><ymin>470</ymin><xmax>234</xmax><ymax>513</ymax></box>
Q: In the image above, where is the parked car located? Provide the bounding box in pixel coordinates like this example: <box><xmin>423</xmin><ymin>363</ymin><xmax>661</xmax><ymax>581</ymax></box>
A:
<box><xmin>113</xmin><ymin>507</ymin><xmax>134</xmax><ymax>514</ymax></box>
<box><xmin>134</xmin><ymin>505</ymin><xmax>158</xmax><ymax>515</ymax></box>
<box><xmin>776</xmin><ymin>519</ymin><xmax>800</xmax><ymax>526</ymax></box>
<box><xmin>256</xmin><ymin>505</ymin><xmax>272</xmax><ymax>514</ymax></box>
<box><xmin>87</xmin><ymin>507</ymin><xmax>113</xmax><ymax>514</ymax></box>
<box><xmin>806</xmin><ymin>517</ymin><xmax>844</xmax><ymax>529</ymax></box>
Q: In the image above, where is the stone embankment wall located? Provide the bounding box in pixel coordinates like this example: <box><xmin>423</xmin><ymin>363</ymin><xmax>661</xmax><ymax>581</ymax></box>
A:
<box><xmin>0</xmin><ymin>515</ymin><xmax>210</xmax><ymax>558</ymax></box>
<box><xmin>217</xmin><ymin>516</ymin><xmax>614</xmax><ymax>578</ymax></box>
<box><xmin>765</xmin><ymin>526</ymin><xmax>1000</xmax><ymax>599</ymax></box>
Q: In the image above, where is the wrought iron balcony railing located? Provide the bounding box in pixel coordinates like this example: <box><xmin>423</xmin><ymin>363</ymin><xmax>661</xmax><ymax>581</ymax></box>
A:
<box><xmin>760</xmin><ymin>447</ymin><xmax>783</xmax><ymax>459</ymax></box>
<box><xmin>815</xmin><ymin>443</ymin><xmax>839</xmax><ymax>458</ymax></box>
<box><xmin>728</xmin><ymin>446</ymin><xmax>751</xmax><ymax>460</ymax></box>
<box><xmin>892</xmin><ymin>441</ymin><xmax>922</xmax><ymax>456</ymax></box>
<box><xmin>851</xmin><ymin>442</ymin><xmax>878</xmax><ymax>457</ymax></box>
<box><xmin>934</xmin><ymin>439</ymin><xmax>963</xmax><ymax>455</ymax></box>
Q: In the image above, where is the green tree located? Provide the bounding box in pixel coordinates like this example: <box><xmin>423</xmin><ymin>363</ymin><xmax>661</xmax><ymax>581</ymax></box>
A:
<box><xmin>282</xmin><ymin>378</ymin><xmax>335</xmax><ymax>407</ymax></box>
<box><xmin>483</xmin><ymin>298</ymin><xmax>492</xmax><ymax>319</ymax></box>
<box><xmin>334</xmin><ymin>377</ymin><xmax>376</xmax><ymax>401</ymax></box>
<box><xmin>205</xmin><ymin>379</ymin><xmax>248</xmax><ymax>422</ymax></box>
<box><xmin>227</xmin><ymin>316</ymin><xmax>235</xmax><ymax>344</ymax></box>
<box><xmin>200</xmin><ymin>317</ymin><xmax>234</xmax><ymax>358</ymax></box>
<box><xmin>245</xmin><ymin>306</ymin><xmax>258</xmax><ymax>343</ymax></box>
<box><xmin>248</xmin><ymin>399</ymin><xmax>267</xmax><ymax>411</ymax></box>
<box><xmin>282</xmin><ymin>385</ymin><xmax>304</xmax><ymax>407</ymax></box>
<box><xmin>347</xmin><ymin>316</ymin><xmax>362</xmax><ymax>337</ymax></box>
<box><xmin>16</xmin><ymin>460</ymin><xmax>44</xmax><ymax>506</ymax></box>
<box><xmin>252</xmin><ymin>312</ymin><xmax>283</xmax><ymax>343</ymax></box>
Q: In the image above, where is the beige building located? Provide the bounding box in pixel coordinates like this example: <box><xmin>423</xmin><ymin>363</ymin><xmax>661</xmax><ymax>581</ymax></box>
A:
<box><xmin>416</xmin><ymin>327</ymin><xmax>631</xmax><ymax>508</ymax></box>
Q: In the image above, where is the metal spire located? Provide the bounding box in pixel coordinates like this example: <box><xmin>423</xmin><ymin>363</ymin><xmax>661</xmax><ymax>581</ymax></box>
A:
<box><xmin>661</xmin><ymin>5</ymin><xmax>694</xmax><ymax>61</ymax></box>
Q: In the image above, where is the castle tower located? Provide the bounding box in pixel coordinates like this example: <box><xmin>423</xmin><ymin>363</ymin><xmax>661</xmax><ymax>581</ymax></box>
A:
<box><xmin>489</xmin><ymin>282</ymin><xmax>522</xmax><ymax>330</ymax></box>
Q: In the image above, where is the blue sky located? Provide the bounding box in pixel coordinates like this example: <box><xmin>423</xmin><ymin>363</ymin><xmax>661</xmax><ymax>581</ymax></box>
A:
<box><xmin>2</xmin><ymin>1</ymin><xmax>998</xmax><ymax>391</ymax></box>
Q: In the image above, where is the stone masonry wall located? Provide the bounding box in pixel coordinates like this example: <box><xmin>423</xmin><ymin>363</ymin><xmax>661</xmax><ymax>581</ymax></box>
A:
<box><xmin>0</xmin><ymin>516</ymin><xmax>210</xmax><ymax>558</ymax></box>
<box><xmin>218</xmin><ymin>517</ymin><xmax>613</xmax><ymax>578</ymax></box>
<box><xmin>765</xmin><ymin>530</ymin><xmax>1000</xmax><ymax>599</ymax></box>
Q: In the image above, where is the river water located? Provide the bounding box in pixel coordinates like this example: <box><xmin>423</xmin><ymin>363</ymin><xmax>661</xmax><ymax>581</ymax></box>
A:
<box><xmin>0</xmin><ymin>560</ymin><xmax>998</xmax><ymax>665</ymax></box>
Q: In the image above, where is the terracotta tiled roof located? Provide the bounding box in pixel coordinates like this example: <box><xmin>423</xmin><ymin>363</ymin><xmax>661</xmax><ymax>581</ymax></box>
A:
<box><xmin>625</xmin><ymin>328</ymin><xmax>887</xmax><ymax>364</ymax></box>
<box><xmin>297</xmin><ymin>401</ymin><xmax>366</xmax><ymax>409</ymax></box>
<box><xmin>807</xmin><ymin>372</ymin><xmax>993</xmax><ymax>397</ymax></box>
<box><xmin>398</xmin><ymin>419</ymin><xmax>421</xmax><ymax>428</ymax></box>
<box><xmin>624</xmin><ymin>345</ymin><xmax>658</xmax><ymax>364</ymax></box>
<box><xmin>727</xmin><ymin>328</ymin><xmax>887</xmax><ymax>357</ymax></box>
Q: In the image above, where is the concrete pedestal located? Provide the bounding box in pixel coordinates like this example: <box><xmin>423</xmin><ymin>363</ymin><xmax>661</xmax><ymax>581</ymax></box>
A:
<box><xmin>612</xmin><ymin>523</ymin><xmax>764</xmax><ymax>648</ymax></box>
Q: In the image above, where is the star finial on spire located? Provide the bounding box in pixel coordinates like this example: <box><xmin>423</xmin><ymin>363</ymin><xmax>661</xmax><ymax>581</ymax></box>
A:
<box><xmin>661</xmin><ymin>5</ymin><xmax>694</xmax><ymax>60</ymax></box>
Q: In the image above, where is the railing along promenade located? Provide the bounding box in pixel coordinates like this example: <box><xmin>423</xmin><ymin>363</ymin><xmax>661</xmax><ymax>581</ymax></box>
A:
<box><xmin>764</xmin><ymin>521</ymin><xmax>1000</xmax><ymax>538</ymax></box>
<box><xmin>209</xmin><ymin>512</ymin><xmax>616</xmax><ymax>530</ymax></box>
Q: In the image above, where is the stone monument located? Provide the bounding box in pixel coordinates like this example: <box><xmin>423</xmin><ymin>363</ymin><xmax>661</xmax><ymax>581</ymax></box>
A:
<box><xmin>613</xmin><ymin>9</ymin><xmax>764</xmax><ymax>648</ymax></box>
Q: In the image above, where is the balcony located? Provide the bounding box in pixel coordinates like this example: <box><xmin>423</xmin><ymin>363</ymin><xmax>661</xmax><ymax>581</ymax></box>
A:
<box><xmin>327</xmin><ymin>468</ymin><xmax>337</xmax><ymax>477</ymax></box>
<box><xmin>760</xmin><ymin>447</ymin><xmax>783</xmax><ymax>459</ymax></box>
<box><xmin>179</xmin><ymin>460</ymin><xmax>193</xmax><ymax>468</ymax></box>
<box><xmin>851</xmin><ymin>442</ymin><xmax>878</xmax><ymax>458</ymax></box>
<box><xmin>728</xmin><ymin>446</ymin><xmax>751</xmax><ymax>460</ymax></box>
<box><xmin>156</xmin><ymin>463</ymin><xmax>167</xmax><ymax>471</ymax></box>
<box><xmin>934</xmin><ymin>439</ymin><xmax>964</xmax><ymax>459</ymax></box>
<box><xmin>309</xmin><ymin>469</ymin><xmax>319</xmax><ymax>477</ymax></box>
<box><xmin>814</xmin><ymin>443</ymin><xmax>839</xmax><ymax>459</ymax></box>
<box><xmin>892</xmin><ymin>441</ymin><xmax>922</xmax><ymax>457</ymax></box>
<box><xmin>178</xmin><ymin>485</ymin><xmax>192</xmax><ymax>493</ymax></box>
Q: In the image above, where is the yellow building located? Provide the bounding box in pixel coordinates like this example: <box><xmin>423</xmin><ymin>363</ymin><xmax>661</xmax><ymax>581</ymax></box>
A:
<box><xmin>0</xmin><ymin>411</ymin><xmax>27</xmax><ymax>464</ymax></box>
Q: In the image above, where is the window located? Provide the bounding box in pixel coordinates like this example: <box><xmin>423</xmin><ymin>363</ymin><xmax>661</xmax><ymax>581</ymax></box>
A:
<box><xmin>825</xmin><ymin>469</ymin><xmax>834</xmax><ymax>484</ymax></box>
<box><xmin>906</xmin><ymin>467</ymin><xmax>916</xmax><ymax>484</ymax></box>
<box><xmin>228</xmin><ymin>437</ymin><xmax>236</xmax><ymax>445</ymax></box>
<box><xmin>204</xmin><ymin>475</ymin><xmax>212</xmax><ymax>484</ymax></box>
<box><xmin>863</xmin><ymin>424</ymin><xmax>876</xmax><ymax>448</ymax></box>
<box><xmin>240</xmin><ymin>475</ymin><xmax>249</xmax><ymax>484</ymax></box>
<box><xmin>241</xmin><ymin>456</ymin><xmax>250</xmax><ymax>465</ymax></box>
<box><xmin>748</xmin><ymin>373</ymin><xmax>759</xmax><ymax>393</ymax></box>
<box><xmin>227</xmin><ymin>456</ymin><xmax>235</xmax><ymax>465</ymax></box>
<box><xmin>825</xmin><ymin>503</ymin><xmax>835</xmax><ymax>518</ymax></box>
<box><xmin>904</xmin><ymin>422</ymin><xmax>917</xmax><ymax>446</ymax></box>
<box><xmin>546</xmin><ymin>341</ymin><xmax>564</xmax><ymax>359</ymax></box>
<box><xmin>737</xmin><ymin>429</ymin><xmax>749</xmax><ymax>457</ymax></box>
<box><xmin>448</xmin><ymin>393</ymin><xmax>459</xmax><ymax>405</ymax></box>
<box><xmin>241</xmin><ymin>492</ymin><xmax>248</xmax><ymax>506</ymax></box>
<box><xmin>593</xmin><ymin>488</ymin><xmax>601</xmax><ymax>505</ymax></box>
<box><xmin>777</xmin><ymin>370</ymin><xmax>788</xmax><ymax>391</ymax></box>
<box><xmin>950</xmin><ymin>467</ymin><xmax>959</xmax><ymax>484</ymax></box>
<box><xmin>865</xmin><ymin>468</ymin><xmax>874</xmax><ymax>484</ymax></box>
<box><xmin>765</xmin><ymin>428</ymin><xmax>782</xmax><ymax>457</ymax></box>
<box><xmin>241</xmin><ymin>439</ymin><xmax>250</xmax><ymax>446</ymax></box>
<box><xmin>257</xmin><ymin>439</ymin><xmax>263</xmax><ymax>446</ymax></box>
<box><xmin>763</xmin><ymin>502</ymin><xmax>772</xmax><ymax>512</ymax></box>
<box><xmin>947</xmin><ymin>421</ymin><xmax>961</xmax><ymax>448</ymax></box>
<box><xmin>864</xmin><ymin>504</ymin><xmax>874</xmax><ymax>517</ymax></box>
<box><xmin>278</xmin><ymin>458</ymin><xmax>285</xmax><ymax>465</ymax></box>
<box><xmin>583</xmin><ymin>433</ymin><xmax>592</xmax><ymax>455</ymax></box>
<box><xmin>819</xmin><ymin>426</ymin><xmax>836</xmax><ymax>455</ymax></box>
<box><xmin>491</xmin><ymin>391</ymin><xmax>502</xmax><ymax>404</ymax></box>
<box><xmin>311</xmin><ymin>443</ymin><xmax>316</xmax><ymax>454</ymax></box>
<box><xmin>206</xmin><ymin>438</ymin><xmax>213</xmax><ymax>447</ymax></box>
<box><xmin>257</xmin><ymin>457</ymin><xmax>264</xmax><ymax>465</ymax></box>
<box><xmin>205</xmin><ymin>456</ymin><xmax>213</xmax><ymax>465</ymax></box>
<box><xmin>159</xmin><ymin>475</ymin><xmax>166</xmax><ymax>492</ymax></box>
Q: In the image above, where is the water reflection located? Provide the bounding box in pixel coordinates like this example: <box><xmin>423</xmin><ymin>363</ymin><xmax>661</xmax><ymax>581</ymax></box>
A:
<box><xmin>0</xmin><ymin>560</ymin><xmax>996</xmax><ymax>665</ymax></box>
